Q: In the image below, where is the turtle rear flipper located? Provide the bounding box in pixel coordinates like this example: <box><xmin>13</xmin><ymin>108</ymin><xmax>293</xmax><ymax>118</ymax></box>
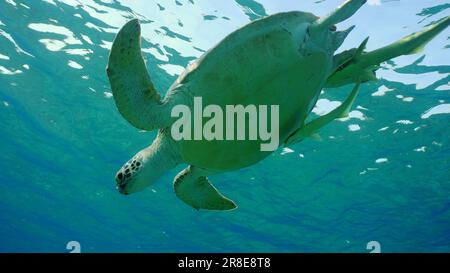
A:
<box><xmin>285</xmin><ymin>82</ymin><xmax>360</xmax><ymax>146</ymax></box>
<box><xmin>316</xmin><ymin>0</ymin><xmax>366</xmax><ymax>29</ymax></box>
<box><xmin>361</xmin><ymin>16</ymin><xmax>450</xmax><ymax>68</ymax></box>
<box><xmin>174</xmin><ymin>166</ymin><xmax>237</xmax><ymax>211</ymax></box>
<box><xmin>107</xmin><ymin>19</ymin><xmax>172</xmax><ymax>131</ymax></box>
<box><xmin>326</xmin><ymin>16</ymin><xmax>450</xmax><ymax>88</ymax></box>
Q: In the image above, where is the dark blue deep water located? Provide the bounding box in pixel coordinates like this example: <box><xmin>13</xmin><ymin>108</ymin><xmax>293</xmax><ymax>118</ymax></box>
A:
<box><xmin>0</xmin><ymin>0</ymin><xmax>449</xmax><ymax>252</ymax></box>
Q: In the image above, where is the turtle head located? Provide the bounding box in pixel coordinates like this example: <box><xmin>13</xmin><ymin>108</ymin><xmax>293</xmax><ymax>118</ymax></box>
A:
<box><xmin>115</xmin><ymin>134</ymin><xmax>180</xmax><ymax>195</ymax></box>
<box><xmin>114</xmin><ymin>145</ymin><xmax>162</xmax><ymax>195</ymax></box>
<box><xmin>115</xmin><ymin>151</ymin><xmax>149</xmax><ymax>195</ymax></box>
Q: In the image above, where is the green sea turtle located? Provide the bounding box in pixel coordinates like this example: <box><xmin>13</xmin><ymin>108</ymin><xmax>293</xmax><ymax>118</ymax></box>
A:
<box><xmin>106</xmin><ymin>0</ymin><xmax>450</xmax><ymax>210</ymax></box>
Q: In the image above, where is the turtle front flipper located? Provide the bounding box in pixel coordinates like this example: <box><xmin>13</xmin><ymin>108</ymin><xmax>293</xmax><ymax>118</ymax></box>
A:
<box><xmin>326</xmin><ymin>16</ymin><xmax>450</xmax><ymax>88</ymax></box>
<box><xmin>285</xmin><ymin>82</ymin><xmax>360</xmax><ymax>146</ymax></box>
<box><xmin>106</xmin><ymin>19</ymin><xmax>172</xmax><ymax>131</ymax></box>
<box><xmin>174</xmin><ymin>166</ymin><xmax>237</xmax><ymax>211</ymax></box>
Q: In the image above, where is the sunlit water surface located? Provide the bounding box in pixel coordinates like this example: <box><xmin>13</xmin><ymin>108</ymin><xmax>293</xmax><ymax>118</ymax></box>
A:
<box><xmin>0</xmin><ymin>0</ymin><xmax>449</xmax><ymax>252</ymax></box>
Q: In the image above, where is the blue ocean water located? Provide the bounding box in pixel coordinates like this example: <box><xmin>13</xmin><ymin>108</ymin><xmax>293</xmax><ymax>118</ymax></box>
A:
<box><xmin>0</xmin><ymin>0</ymin><xmax>449</xmax><ymax>253</ymax></box>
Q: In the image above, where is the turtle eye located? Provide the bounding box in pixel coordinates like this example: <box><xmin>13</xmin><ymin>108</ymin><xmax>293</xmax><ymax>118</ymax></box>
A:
<box><xmin>116</xmin><ymin>172</ymin><xmax>123</xmax><ymax>182</ymax></box>
<box><xmin>329</xmin><ymin>25</ymin><xmax>337</xmax><ymax>31</ymax></box>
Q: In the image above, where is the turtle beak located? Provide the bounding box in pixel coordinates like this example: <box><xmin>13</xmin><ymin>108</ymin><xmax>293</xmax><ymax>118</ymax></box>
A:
<box><xmin>116</xmin><ymin>185</ymin><xmax>129</xmax><ymax>195</ymax></box>
<box><xmin>115</xmin><ymin>171</ymin><xmax>129</xmax><ymax>195</ymax></box>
